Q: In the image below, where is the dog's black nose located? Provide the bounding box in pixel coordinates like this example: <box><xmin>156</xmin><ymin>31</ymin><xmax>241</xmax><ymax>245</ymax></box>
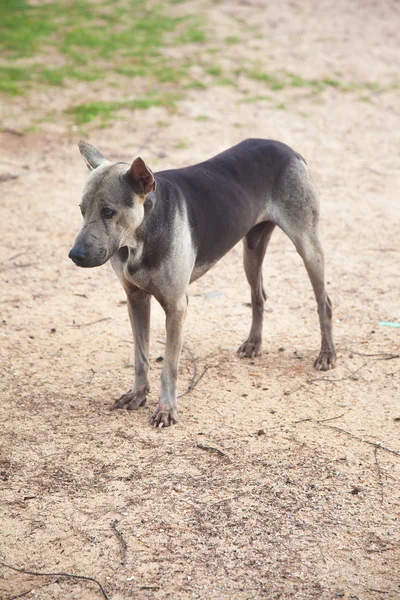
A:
<box><xmin>69</xmin><ymin>246</ymin><xmax>87</xmax><ymax>265</ymax></box>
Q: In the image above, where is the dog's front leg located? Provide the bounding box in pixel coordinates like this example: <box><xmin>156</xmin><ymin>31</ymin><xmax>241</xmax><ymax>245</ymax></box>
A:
<box><xmin>112</xmin><ymin>286</ymin><xmax>151</xmax><ymax>410</ymax></box>
<box><xmin>151</xmin><ymin>295</ymin><xmax>187</xmax><ymax>428</ymax></box>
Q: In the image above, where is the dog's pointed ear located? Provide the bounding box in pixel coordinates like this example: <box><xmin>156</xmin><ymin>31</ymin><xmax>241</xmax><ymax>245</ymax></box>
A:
<box><xmin>127</xmin><ymin>157</ymin><xmax>156</xmax><ymax>195</ymax></box>
<box><xmin>78</xmin><ymin>140</ymin><xmax>107</xmax><ymax>171</ymax></box>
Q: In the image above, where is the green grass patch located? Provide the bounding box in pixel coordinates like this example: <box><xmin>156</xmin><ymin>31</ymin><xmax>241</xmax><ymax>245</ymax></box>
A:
<box><xmin>184</xmin><ymin>80</ymin><xmax>207</xmax><ymax>90</ymax></box>
<box><xmin>243</xmin><ymin>68</ymin><xmax>385</xmax><ymax>95</ymax></box>
<box><xmin>206</xmin><ymin>66</ymin><xmax>222</xmax><ymax>77</ymax></box>
<box><xmin>0</xmin><ymin>0</ymin><xmax>209</xmax><ymax>100</ymax></box>
<box><xmin>0</xmin><ymin>65</ymin><xmax>32</xmax><ymax>94</ymax></box>
<box><xmin>1</xmin><ymin>0</ymin><xmax>390</xmax><ymax>131</ymax></box>
<box><xmin>67</xmin><ymin>93</ymin><xmax>178</xmax><ymax>125</ymax></box>
<box><xmin>0</xmin><ymin>0</ymin><xmax>56</xmax><ymax>57</ymax></box>
<box><xmin>245</xmin><ymin>69</ymin><xmax>286</xmax><ymax>90</ymax></box>
<box><xmin>240</xmin><ymin>95</ymin><xmax>271</xmax><ymax>103</ymax></box>
<box><xmin>174</xmin><ymin>141</ymin><xmax>189</xmax><ymax>149</ymax></box>
<box><xmin>176</xmin><ymin>21</ymin><xmax>207</xmax><ymax>44</ymax></box>
<box><xmin>216</xmin><ymin>77</ymin><xmax>236</xmax><ymax>87</ymax></box>
<box><xmin>287</xmin><ymin>73</ymin><xmax>322</xmax><ymax>89</ymax></box>
<box><xmin>225</xmin><ymin>36</ymin><xmax>240</xmax><ymax>45</ymax></box>
<box><xmin>39</xmin><ymin>66</ymin><xmax>105</xmax><ymax>86</ymax></box>
<box><xmin>67</xmin><ymin>101</ymin><xmax>121</xmax><ymax>125</ymax></box>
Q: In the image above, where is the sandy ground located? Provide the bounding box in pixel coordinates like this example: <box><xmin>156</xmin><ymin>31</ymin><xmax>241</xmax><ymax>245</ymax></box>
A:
<box><xmin>1</xmin><ymin>0</ymin><xmax>400</xmax><ymax>598</ymax></box>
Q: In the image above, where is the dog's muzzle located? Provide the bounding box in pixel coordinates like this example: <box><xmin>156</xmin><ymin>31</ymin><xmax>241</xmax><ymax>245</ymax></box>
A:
<box><xmin>68</xmin><ymin>245</ymin><xmax>89</xmax><ymax>267</ymax></box>
<box><xmin>68</xmin><ymin>244</ymin><xmax>110</xmax><ymax>268</ymax></box>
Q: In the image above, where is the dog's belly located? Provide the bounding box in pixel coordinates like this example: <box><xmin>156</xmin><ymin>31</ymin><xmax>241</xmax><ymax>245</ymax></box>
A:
<box><xmin>190</xmin><ymin>261</ymin><xmax>217</xmax><ymax>283</ymax></box>
<box><xmin>189</xmin><ymin>208</ymin><xmax>271</xmax><ymax>285</ymax></box>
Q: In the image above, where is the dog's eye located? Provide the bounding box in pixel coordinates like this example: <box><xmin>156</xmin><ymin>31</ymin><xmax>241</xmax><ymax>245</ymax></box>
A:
<box><xmin>101</xmin><ymin>208</ymin><xmax>115</xmax><ymax>219</ymax></box>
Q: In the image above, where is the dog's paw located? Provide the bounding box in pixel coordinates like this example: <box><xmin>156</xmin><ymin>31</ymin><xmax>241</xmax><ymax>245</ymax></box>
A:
<box><xmin>314</xmin><ymin>349</ymin><xmax>336</xmax><ymax>371</ymax></box>
<box><xmin>111</xmin><ymin>386</ymin><xmax>148</xmax><ymax>410</ymax></box>
<box><xmin>150</xmin><ymin>403</ymin><xmax>178</xmax><ymax>428</ymax></box>
<box><xmin>238</xmin><ymin>337</ymin><xmax>262</xmax><ymax>358</ymax></box>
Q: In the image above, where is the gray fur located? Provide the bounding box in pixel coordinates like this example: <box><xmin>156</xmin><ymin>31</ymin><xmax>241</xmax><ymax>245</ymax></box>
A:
<box><xmin>78</xmin><ymin>140</ymin><xmax>108</xmax><ymax>171</ymax></box>
<box><xmin>69</xmin><ymin>138</ymin><xmax>336</xmax><ymax>427</ymax></box>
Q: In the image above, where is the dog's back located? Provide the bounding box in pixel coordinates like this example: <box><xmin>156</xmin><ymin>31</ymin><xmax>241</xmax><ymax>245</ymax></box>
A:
<box><xmin>154</xmin><ymin>139</ymin><xmax>306</xmax><ymax>272</ymax></box>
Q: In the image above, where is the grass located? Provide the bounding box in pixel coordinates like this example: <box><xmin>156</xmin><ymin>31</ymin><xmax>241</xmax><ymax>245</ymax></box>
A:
<box><xmin>0</xmin><ymin>65</ymin><xmax>32</xmax><ymax>95</ymax></box>
<box><xmin>225</xmin><ymin>36</ymin><xmax>240</xmax><ymax>45</ymax></box>
<box><xmin>206</xmin><ymin>66</ymin><xmax>222</xmax><ymax>77</ymax></box>
<box><xmin>184</xmin><ymin>81</ymin><xmax>207</xmax><ymax>90</ymax></box>
<box><xmin>239</xmin><ymin>95</ymin><xmax>272</xmax><ymax>104</ymax></box>
<box><xmin>216</xmin><ymin>77</ymin><xmax>236</xmax><ymax>87</ymax></box>
<box><xmin>174</xmin><ymin>141</ymin><xmax>189</xmax><ymax>149</ymax></box>
<box><xmin>0</xmin><ymin>1</ymin><xmax>206</xmax><ymax>97</ymax></box>
<box><xmin>241</xmin><ymin>67</ymin><xmax>386</xmax><ymax>95</ymax></box>
<box><xmin>0</xmin><ymin>0</ymin><xmax>211</xmax><ymax>126</ymax></box>
<box><xmin>244</xmin><ymin>69</ymin><xmax>286</xmax><ymax>90</ymax></box>
<box><xmin>0</xmin><ymin>1</ymin><xmax>392</xmax><ymax>129</ymax></box>
<box><xmin>66</xmin><ymin>93</ymin><xmax>178</xmax><ymax>125</ymax></box>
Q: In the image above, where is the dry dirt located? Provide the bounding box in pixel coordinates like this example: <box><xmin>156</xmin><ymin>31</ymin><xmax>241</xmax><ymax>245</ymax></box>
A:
<box><xmin>1</xmin><ymin>1</ymin><xmax>400</xmax><ymax>599</ymax></box>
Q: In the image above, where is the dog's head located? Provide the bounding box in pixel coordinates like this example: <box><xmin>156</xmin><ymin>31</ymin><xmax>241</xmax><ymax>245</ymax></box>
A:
<box><xmin>69</xmin><ymin>141</ymin><xmax>156</xmax><ymax>268</ymax></box>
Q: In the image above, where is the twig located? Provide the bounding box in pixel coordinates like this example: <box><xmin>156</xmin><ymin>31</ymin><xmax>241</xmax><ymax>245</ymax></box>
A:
<box><xmin>350</xmin><ymin>350</ymin><xmax>399</xmax><ymax>360</ymax></box>
<box><xmin>197</xmin><ymin>443</ymin><xmax>231</xmax><ymax>462</ymax></box>
<box><xmin>318</xmin><ymin>413</ymin><xmax>345</xmax><ymax>423</ymax></box>
<box><xmin>178</xmin><ymin>366</ymin><xmax>210</xmax><ymax>398</ymax></box>
<box><xmin>209</xmin><ymin>493</ymin><xmax>244</xmax><ymax>507</ymax></box>
<box><xmin>7</xmin><ymin>251</ymin><xmax>29</xmax><ymax>262</ymax></box>
<box><xmin>307</xmin><ymin>362</ymin><xmax>369</xmax><ymax>384</ymax></box>
<box><xmin>7</xmin><ymin>583</ymin><xmax>51</xmax><ymax>599</ymax></box>
<box><xmin>373</xmin><ymin>446</ymin><xmax>384</xmax><ymax>504</ymax></box>
<box><xmin>2</xmin><ymin>127</ymin><xmax>24</xmax><ymax>136</ymax></box>
<box><xmin>72</xmin><ymin>317</ymin><xmax>111</xmax><ymax>328</ymax></box>
<box><xmin>295</xmin><ymin>420</ymin><xmax>400</xmax><ymax>457</ymax></box>
<box><xmin>179</xmin><ymin>345</ymin><xmax>197</xmax><ymax>394</ymax></box>
<box><xmin>87</xmin><ymin>368</ymin><xmax>96</xmax><ymax>384</ymax></box>
<box><xmin>139</xmin><ymin>585</ymin><xmax>160</xmax><ymax>591</ymax></box>
<box><xmin>157</xmin><ymin>341</ymin><xmax>209</xmax><ymax>398</ymax></box>
<box><xmin>0</xmin><ymin>173</ymin><xmax>19</xmax><ymax>183</ymax></box>
<box><xmin>14</xmin><ymin>263</ymin><xmax>34</xmax><ymax>269</ymax></box>
<box><xmin>294</xmin><ymin>413</ymin><xmax>345</xmax><ymax>424</ymax></box>
<box><xmin>111</xmin><ymin>520</ymin><xmax>127</xmax><ymax>566</ymax></box>
<box><xmin>0</xmin><ymin>562</ymin><xmax>109</xmax><ymax>600</ymax></box>
<box><xmin>316</xmin><ymin>542</ymin><xmax>327</xmax><ymax>565</ymax></box>
<box><xmin>0</xmin><ymin>298</ymin><xmax>20</xmax><ymax>304</ymax></box>
<box><xmin>324</xmin><ymin>426</ymin><xmax>400</xmax><ymax>456</ymax></box>
<box><xmin>7</xmin><ymin>589</ymin><xmax>33</xmax><ymax>600</ymax></box>
<box><xmin>283</xmin><ymin>384</ymin><xmax>306</xmax><ymax>396</ymax></box>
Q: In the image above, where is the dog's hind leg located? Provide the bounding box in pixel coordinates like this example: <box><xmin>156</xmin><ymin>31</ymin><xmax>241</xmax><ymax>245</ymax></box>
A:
<box><xmin>274</xmin><ymin>169</ymin><xmax>336</xmax><ymax>370</ymax></box>
<box><xmin>112</xmin><ymin>286</ymin><xmax>151</xmax><ymax>410</ymax></box>
<box><xmin>238</xmin><ymin>221</ymin><xmax>276</xmax><ymax>358</ymax></box>
<box><xmin>293</xmin><ymin>232</ymin><xmax>335</xmax><ymax>370</ymax></box>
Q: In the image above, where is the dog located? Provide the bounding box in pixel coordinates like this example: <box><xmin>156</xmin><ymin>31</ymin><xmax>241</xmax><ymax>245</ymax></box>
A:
<box><xmin>69</xmin><ymin>138</ymin><xmax>336</xmax><ymax>427</ymax></box>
